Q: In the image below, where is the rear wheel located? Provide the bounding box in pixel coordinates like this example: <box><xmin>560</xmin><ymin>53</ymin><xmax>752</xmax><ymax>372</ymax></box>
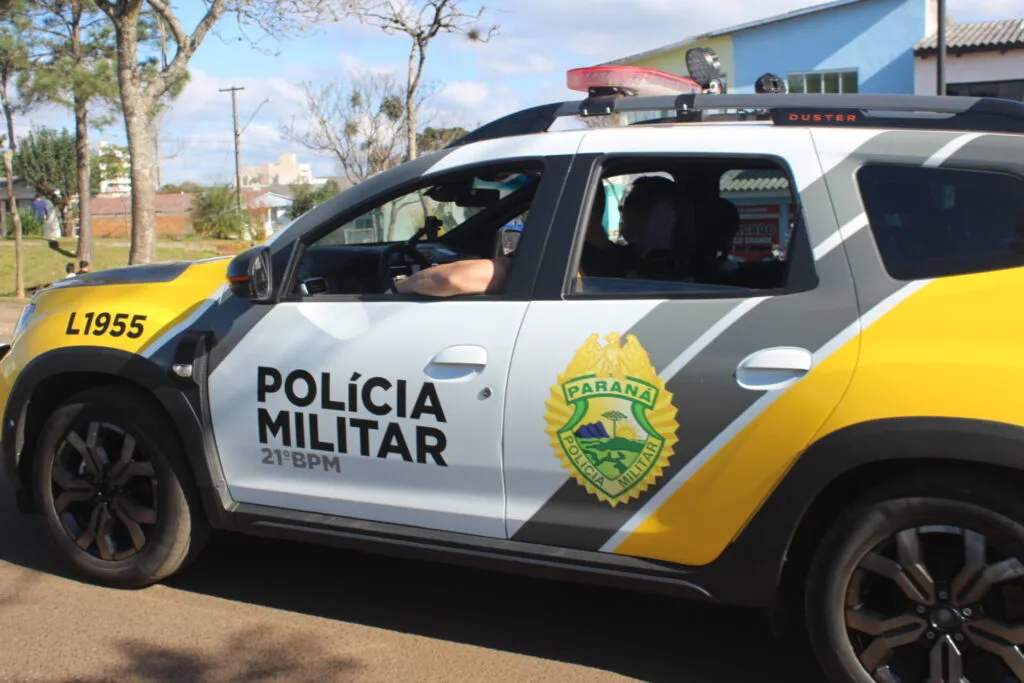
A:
<box><xmin>32</xmin><ymin>385</ymin><xmax>209</xmax><ymax>588</ymax></box>
<box><xmin>806</xmin><ymin>475</ymin><xmax>1024</xmax><ymax>683</ymax></box>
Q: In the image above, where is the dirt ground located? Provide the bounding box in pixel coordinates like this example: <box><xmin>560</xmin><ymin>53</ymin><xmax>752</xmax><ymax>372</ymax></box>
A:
<box><xmin>0</xmin><ymin>300</ymin><xmax>21</xmax><ymax>342</ymax></box>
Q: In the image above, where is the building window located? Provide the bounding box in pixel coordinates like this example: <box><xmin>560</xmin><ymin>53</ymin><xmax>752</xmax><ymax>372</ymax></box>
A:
<box><xmin>788</xmin><ymin>70</ymin><xmax>858</xmax><ymax>94</ymax></box>
<box><xmin>947</xmin><ymin>79</ymin><xmax>1024</xmax><ymax>101</ymax></box>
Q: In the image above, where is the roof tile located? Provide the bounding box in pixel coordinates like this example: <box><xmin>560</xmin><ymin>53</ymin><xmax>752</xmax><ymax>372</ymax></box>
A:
<box><xmin>916</xmin><ymin>19</ymin><xmax>1024</xmax><ymax>55</ymax></box>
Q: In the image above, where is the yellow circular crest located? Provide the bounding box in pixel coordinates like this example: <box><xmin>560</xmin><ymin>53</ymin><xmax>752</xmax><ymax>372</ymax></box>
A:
<box><xmin>544</xmin><ymin>332</ymin><xmax>679</xmax><ymax>507</ymax></box>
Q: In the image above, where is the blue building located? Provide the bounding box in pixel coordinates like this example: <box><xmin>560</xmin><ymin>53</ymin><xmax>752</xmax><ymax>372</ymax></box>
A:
<box><xmin>603</xmin><ymin>0</ymin><xmax>939</xmax><ymax>95</ymax></box>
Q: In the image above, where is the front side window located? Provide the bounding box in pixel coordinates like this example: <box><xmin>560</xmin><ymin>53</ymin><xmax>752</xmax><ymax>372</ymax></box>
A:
<box><xmin>568</xmin><ymin>157</ymin><xmax>801</xmax><ymax>298</ymax></box>
<box><xmin>292</xmin><ymin>165</ymin><xmax>543</xmax><ymax>298</ymax></box>
<box><xmin>858</xmin><ymin>164</ymin><xmax>1024</xmax><ymax>280</ymax></box>
<box><xmin>313</xmin><ymin>171</ymin><xmax>536</xmax><ymax>247</ymax></box>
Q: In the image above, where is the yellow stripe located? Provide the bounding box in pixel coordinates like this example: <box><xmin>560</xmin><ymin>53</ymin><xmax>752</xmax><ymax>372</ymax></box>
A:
<box><xmin>614</xmin><ymin>266</ymin><xmax>1024</xmax><ymax>567</ymax></box>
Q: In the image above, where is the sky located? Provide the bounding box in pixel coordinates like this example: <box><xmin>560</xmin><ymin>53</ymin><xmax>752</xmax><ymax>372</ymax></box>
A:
<box><xmin>16</xmin><ymin>0</ymin><xmax>1024</xmax><ymax>187</ymax></box>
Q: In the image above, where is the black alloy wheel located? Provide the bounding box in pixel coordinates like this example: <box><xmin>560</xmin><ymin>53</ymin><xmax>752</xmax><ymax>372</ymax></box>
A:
<box><xmin>807</xmin><ymin>477</ymin><xmax>1024</xmax><ymax>683</ymax></box>
<box><xmin>33</xmin><ymin>386</ymin><xmax>209</xmax><ymax>588</ymax></box>
<box><xmin>49</xmin><ymin>420</ymin><xmax>159</xmax><ymax>561</ymax></box>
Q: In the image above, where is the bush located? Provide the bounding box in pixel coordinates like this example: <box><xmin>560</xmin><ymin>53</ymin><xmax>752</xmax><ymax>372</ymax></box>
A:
<box><xmin>191</xmin><ymin>185</ymin><xmax>255</xmax><ymax>239</ymax></box>
<box><xmin>3</xmin><ymin>207</ymin><xmax>44</xmax><ymax>237</ymax></box>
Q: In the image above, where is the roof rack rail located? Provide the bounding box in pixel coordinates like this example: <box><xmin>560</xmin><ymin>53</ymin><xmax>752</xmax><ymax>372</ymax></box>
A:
<box><xmin>446</xmin><ymin>93</ymin><xmax>1024</xmax><ymax>149</ymax></box>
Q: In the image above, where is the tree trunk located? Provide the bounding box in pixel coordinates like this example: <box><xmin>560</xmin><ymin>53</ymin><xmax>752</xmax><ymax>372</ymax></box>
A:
<box><xmin>0</xmin><ymin>70</ymin><xmax>13</xmax><ymax>240</ymax></box>
<box><xmin>71</xmin><ymin>3</ymin><xmax>92</xmax><ymax>264</ymax></box>
<box><xmin>61</xmin><ymin>204</ymin><xmax>74</xmax><ymax>238</ymax></box>
<box><xmin>123</xmin><ymin>102</ymin><xmax>157</xmax><ymax>264</ymax></box>
<box><xmin>3</xmin><ymin>150</ymin><xmax>23</xmax><ymax>299</ymax></box>
<box><xmin>74</xmin><ymin>95</ymin><xmax>92</xmax><ymax>263</ymax></box>
<box><xmin>111</xmin><ymin>12</ymin><xmax>156</xmax><ymax>265</ymax></box>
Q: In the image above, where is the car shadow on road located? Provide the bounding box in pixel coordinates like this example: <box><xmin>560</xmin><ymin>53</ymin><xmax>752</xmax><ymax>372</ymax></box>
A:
<box><xmin>165</xmin><ymin>533</ymin><xmax>827</xmax><ymax>683</ymax></box>
<box><xmin>54</xmin><ymin>625</ymin><xmax>364</xmax><ymax>683</ymax></box>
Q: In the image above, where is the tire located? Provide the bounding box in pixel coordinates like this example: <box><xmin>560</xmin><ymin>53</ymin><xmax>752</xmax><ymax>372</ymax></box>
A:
<box><xmin>805</xmin><ymin>473</ymin><xmax>1024</xmax><ymax>683</ymax></box>
<box><xmin>32</xmin><ymin>385</ymin><xmax>209</xmax><ymax>588</ymax></box>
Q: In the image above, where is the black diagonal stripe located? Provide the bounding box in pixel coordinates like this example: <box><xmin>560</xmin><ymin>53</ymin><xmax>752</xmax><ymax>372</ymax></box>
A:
<box><xmin>509</xmin><ymin>244</ymin><xmax>907</xmax><ymax>550</ymax></box>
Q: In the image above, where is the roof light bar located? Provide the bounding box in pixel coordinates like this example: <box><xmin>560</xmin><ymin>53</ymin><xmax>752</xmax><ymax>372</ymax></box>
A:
<box><xmin>446</xmin><ymin>94</ymin><xmax>1024</xmax><ymax>150</ymax></box>
<box><xmin>567</xmin><ymin>65</ymin><xmax>703</xmax><ymax>98</ymax></box>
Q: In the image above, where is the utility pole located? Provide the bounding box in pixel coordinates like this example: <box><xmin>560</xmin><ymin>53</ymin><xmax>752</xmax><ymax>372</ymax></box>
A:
<box><xmin>219</xmin><ymin>85</ymin><xmax>244</xmax><ymax>215</ymax></box>
<box><xmin>937</xmin><ymin>0</ymin><xmax>947</xmax><ymax>96</ymax></box>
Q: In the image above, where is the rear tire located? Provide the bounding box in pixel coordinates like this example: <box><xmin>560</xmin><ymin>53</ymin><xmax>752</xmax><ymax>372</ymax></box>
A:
<box><xmin>805</xmin><ymin>474</ymin><xmax>1024</xmax><ymax>683</ymax></box>
<box><xmin>32</xmin><ymin>385</ymin><xmax>209</xmax><ymax>588</ymax></box>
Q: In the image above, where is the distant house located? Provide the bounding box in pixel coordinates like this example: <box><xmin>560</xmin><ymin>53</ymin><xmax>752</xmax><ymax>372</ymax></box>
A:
<box><xmin>0</xmin><ymin>177</ymin><xmax>42</xmax><ymax>217</ymax></box>
<box><xmin>243</xmin><ymin>188</ymin><xmax>293</xmax><ymax>237</ymax></box>
<box><xmin>91</xmin><ymin>193</ymin><xmax>197</xmax><ymax>237</ymax></box>
<box><xmin>914</xmin><ymin>18</ymin><xmax>1024</xmax><ymax>99</ymax></box>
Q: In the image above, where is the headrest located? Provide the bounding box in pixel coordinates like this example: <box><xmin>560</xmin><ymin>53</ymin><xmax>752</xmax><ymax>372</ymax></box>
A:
<box><xmin>634</xmin><ymin>197</ymin><xmax>679</xmax><ymax>256</ymax></box>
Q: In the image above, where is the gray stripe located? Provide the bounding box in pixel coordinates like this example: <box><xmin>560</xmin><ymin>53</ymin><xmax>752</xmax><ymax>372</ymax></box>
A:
<box><xmin>941</xmin><ymin>133</ymin><xmax>1024</xmax><ymax>173</ymax></box>
<box><xmin>818</xmin><ymin>130</ymin><xmax>965</xmax><ymax>231</ymax></box>
<box><xmin>839</xmin><ymin>226</ymin><xmax>907</xmax><ymax>312</ymax></box>
<box><xmin>627</xmin><ymin>299</ymin><xmax>745</xmax><ymax>370</ymax></box>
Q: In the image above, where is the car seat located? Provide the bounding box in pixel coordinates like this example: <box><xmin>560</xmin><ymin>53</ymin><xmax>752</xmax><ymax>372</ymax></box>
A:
<box><xmin>621</xmin><ymin>177</ymin><xmax>696</xmax><ymax>281</ymax></box>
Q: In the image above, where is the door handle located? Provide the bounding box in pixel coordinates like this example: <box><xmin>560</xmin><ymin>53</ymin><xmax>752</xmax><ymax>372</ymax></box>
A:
<box><xmin>429</xmin><ymin>345</ymin><xmax>488</xmax><ymax>367</ymax></box>
<box><xmin>735</xmin><ymin>346</ymin><xmax>813</xmax><ymax>391</ymax></box>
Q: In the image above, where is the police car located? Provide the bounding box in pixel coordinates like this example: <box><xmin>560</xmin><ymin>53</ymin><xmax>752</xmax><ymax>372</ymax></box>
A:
<box><xmin>5</xmin><ymin>48</ymin><xmax>1024</xmax><ymax>683</ymax></box>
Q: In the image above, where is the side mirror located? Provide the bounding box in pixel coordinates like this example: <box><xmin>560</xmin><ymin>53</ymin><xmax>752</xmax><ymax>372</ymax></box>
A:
<box><xmin>498</xmin><ymin>226</ymin><xmax>521</xmax><ymax>256</ymax></box>
<box><xmin>227</xmin><ymin>246</ymin><xmax>273</xmax><ymax>301</ymax></box>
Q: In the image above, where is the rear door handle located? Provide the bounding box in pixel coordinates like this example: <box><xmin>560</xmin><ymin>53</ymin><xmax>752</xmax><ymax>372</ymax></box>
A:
<box><xmin>735</xmin><ymin>346</ymin><xmax>813</xmax><ymax>391</ymax></box>
<box><xmin>429</xmin><ymin>345</ymin><xmax>488</xmax><ymax>367</ymax></box>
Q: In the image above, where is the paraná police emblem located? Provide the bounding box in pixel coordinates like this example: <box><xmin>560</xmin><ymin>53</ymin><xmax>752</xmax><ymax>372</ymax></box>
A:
<box><xmin>544</xmin><ymin>333</ymin><xmax>679</xmax><ymax>507</ymax></box>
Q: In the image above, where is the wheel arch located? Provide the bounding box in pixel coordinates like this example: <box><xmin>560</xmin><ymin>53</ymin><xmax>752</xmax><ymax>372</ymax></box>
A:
<box><xmin>699</xmin><ymin>417</ymin><xmax>1024</xmax><ymax>626</ymax></box>
<box><xmin>1</xmin><ymin>346</ymin><xmax>233</xmax><ymax>527</ymax></box>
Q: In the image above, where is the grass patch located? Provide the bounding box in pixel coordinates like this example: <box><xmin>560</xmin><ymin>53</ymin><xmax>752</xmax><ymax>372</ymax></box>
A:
<box><xmin>0</xmin><ymin>237</ymin><xmax>225</xmax><ymax>297</ymax></box>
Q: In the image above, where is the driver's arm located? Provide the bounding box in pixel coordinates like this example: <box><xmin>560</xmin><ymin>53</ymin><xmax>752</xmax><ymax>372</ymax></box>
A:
<box><xmin>393</xmin><ymin>257</ymin><xmax>511</xmax><ymax>297</ymax></box>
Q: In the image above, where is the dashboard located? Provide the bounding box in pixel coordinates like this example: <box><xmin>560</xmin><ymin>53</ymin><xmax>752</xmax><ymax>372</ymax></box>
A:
<box><xmin>294</xmin><ymin>242</ymin><xmax>479</xmax><ymax>296</ymax></box>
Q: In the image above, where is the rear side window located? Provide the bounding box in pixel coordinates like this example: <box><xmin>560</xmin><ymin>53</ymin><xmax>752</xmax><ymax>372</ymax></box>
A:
<box><xmin>857</xmin><ymin>164</ymin><xmax>1024</xmax><ymax>280</ymax></box>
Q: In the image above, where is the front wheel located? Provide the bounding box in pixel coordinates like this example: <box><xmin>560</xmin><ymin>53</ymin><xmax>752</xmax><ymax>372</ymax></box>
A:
<box><xmin>32</xmin><ymin>385</ymin><xmax>209</xmax><ymax>588</ymax></box>
<box><xmin>806</xmin><ymin>476</ymin><xmax>1024</xmax><ymax>683</ymax></box>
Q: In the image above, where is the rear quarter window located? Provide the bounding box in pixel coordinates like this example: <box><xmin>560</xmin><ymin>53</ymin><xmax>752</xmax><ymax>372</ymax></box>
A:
<box><xmin>857</xmin><ymin>164</ymin><xmax>1024</xmax><ymax>280</ymax></box>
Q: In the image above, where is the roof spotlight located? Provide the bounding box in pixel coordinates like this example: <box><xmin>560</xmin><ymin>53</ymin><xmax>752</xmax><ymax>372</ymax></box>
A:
<box><xmin>685</xmin><ymin>47</ymin><xmax>721</xmax><ymax>88</ymax></box>
<box><xmin>755</xmin><ymin>73</ymin><xmax>787</xmax><ymax>94</ymax></box>
<box><xmin>708</xmin><ymin>78</ymin><xmax>727</xmax><ymax>95</ymax></box>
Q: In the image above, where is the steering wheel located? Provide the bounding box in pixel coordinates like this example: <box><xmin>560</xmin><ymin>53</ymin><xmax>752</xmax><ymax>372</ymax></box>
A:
<box><xmin>379</xmin><ymin>242</ymin><xmax>432</xmax><ymax>292</ymax></box>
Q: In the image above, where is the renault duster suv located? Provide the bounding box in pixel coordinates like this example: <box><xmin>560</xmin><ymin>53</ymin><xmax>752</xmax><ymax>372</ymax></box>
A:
<box><xmin>4</xmin><ymin>75</ymin><xmax>1024</xmax><ymax>683</ymax></box>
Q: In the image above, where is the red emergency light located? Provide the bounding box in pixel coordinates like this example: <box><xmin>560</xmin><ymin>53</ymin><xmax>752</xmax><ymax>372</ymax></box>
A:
<box><xmin>567</xmin><ymin>66</ymin><xmax>704</xmax><ymax>98</ymax></box>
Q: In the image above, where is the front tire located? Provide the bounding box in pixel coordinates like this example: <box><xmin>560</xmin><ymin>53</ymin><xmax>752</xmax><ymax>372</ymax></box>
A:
<box><xmin>32</xmin><ymin>385</ymin><xmax>209</xmax><ymax>588</ymax></box>
<box><xmin>806</xmin><ymin>475</ymin><xmax>1024</xmax><ymax>683</ymax></box>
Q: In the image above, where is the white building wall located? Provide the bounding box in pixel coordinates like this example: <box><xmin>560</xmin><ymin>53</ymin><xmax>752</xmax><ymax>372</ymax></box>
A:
<box><xmin>915</xmin><ymin>50</ymin><xmax>1024</xmax><ymax>94</ymax></box>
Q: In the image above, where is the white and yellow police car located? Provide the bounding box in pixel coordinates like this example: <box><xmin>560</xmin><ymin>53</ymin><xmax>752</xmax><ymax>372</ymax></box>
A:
<box><xmin>5</xmin><ymin>52</ymin><xmax>1024</xmax><ymax>683</ymax></box>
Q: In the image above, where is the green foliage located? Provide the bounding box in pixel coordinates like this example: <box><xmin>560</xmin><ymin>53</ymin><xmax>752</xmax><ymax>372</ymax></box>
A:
<box><xmin>160</xmin><ymin>181</ymin><xmax>206</xmax><ymax>194</ymax></box>
<box><xmin>191</xmin><ymin>184</ymin><xmax>254</xmax><ymax>239</ymax></box>
<box><xmin>18</xmin><ymin>1</ymin><xmax>121</xmax><ymax>116</ymax></box>
<box><xmin>289</xmin><ymin>179</ymin><xmax>342</xmax><ymax>217</ymax></box>
<box><xmin>3</xmin><ymin>206</ymin><xmax>42</xmax><ymax>237</ymax></box>
<box><xmin>13</xmin><ymin>127</ymin><xmax>77</xmax><ymax>213</ymax></box>
<box><xmin>0</xmin><ymin>1</ymin><xmax>33</xmax><ymax>141</ymax></box>
<box><xmin>417</xmin><ymin>126</ymin><xmax>469</xmax><ymax>153</ymax></box>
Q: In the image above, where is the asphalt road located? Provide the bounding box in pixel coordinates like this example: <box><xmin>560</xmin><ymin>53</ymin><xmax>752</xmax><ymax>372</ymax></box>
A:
<box><xmin>0</xmin><ymin>301</ymin><xmax>828</xmax><ymax>682</ymax></box>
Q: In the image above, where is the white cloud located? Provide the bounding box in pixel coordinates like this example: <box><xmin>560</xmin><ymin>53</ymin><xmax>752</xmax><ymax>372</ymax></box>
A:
<box><xmin>440</xmin><ymin>81</ymin><xmax>490</xmax><ymax>108</ymax></box>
